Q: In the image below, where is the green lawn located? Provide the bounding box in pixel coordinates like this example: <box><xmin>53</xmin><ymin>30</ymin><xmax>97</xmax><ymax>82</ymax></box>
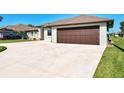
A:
<box><xmin>0</xmin><ymin>46</ymin><xmax>7</xmax><ymax>52</ymax></box>
<box><xmin>94</xmin><ymin>36</ymin><xmax>124</xmax><ymax>78</ymax></box>
<box><xmin>0</xmin><ymin>39</ymin><xmax>32</xmax><ymax>43</ymax></box>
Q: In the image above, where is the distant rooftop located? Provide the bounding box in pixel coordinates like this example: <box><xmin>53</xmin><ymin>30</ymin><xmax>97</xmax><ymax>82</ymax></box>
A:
<box><xmin>3</xmin><ymin>24</ymin><xmax>39</xmax><ymax>32</ymax></box>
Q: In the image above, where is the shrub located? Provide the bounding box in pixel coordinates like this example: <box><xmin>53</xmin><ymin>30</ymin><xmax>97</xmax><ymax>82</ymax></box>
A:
<box><xmin>0</xmin><ymin>46</ymin><xmax>7</xmax><ymax>52</ymax></box>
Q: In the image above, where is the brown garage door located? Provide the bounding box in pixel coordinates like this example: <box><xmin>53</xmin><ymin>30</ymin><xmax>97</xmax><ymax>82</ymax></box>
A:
<box><xmin>57</xmin><ymin>26</ymin><xmax>99</xmax><ymax>45</ymax></box>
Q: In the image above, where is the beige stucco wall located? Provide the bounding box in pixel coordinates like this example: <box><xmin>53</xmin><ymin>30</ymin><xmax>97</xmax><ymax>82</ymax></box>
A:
<box><xmin>27</xmin><ymin>31</ymin><xmax>39</xmax><ymax>40</ymax></box>
<box><xmin>38</xmin><ymin>29</ymin><xmax>42</xmax><ymax>40</ymax></box>
<box><xmin>44</xmin><ymin>28</ymin><xmax>52</xmax><ymax>42</ymax></box>
<box><xmin>51</xmin><ymin>27</ymin><xmax>57</xmax><ymax>43</ymax></box>
<box><xmin>99</xmin><ymin>23</ymin><xmax>107</xmax><ymax>46</ymax></box>
<box><xmin>27</xmin><ymin>29</ymin><xmax>43</xmax><ymax>40</ymax></box>
<box><xmin>43</xmin><ymin>22</ymin><xmax>108</xmax><ymax>46</ymax></box>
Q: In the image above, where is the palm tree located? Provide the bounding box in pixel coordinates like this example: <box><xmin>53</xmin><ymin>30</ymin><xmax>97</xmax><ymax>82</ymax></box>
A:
<box><xmin>120</xmin><ymin>21</ymin><xmax>124</xmax><ymax>37</ymax></box>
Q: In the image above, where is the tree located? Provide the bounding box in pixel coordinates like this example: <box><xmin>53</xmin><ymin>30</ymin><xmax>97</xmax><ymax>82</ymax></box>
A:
<box><xmin>28</xmin><ymin>24</ymin><xmax>34</xmax><ymax>27</ymax></box>
<box><xmin>0</xmin><ymin>16</ymin><xmax>3</xmax><ymax>21</ymax></box>
<box><xmin>16</xmin><ymin>31</ymin><xmax>27</xmax><ymax>39</ymax></box>
<box><xmin>120</xmin><ymin>21</ymin><xmax>124</xmax><ymax>37</ymax></box>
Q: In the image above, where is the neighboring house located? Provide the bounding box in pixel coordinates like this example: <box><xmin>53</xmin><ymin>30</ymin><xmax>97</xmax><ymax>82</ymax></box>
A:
<box><xmin>115</xmin><ymin>34</ymin><xmax>119</xmax><ymax>37</ymax></box>
<box><xmin>5</xmin><ymin>24</ymin><xmax>43</xmax><ymax>40</ymax></box>
<box><xmin>43</xmin><ymin>15</ymin><xmax>114</xmax><ymax>46</ymax></box>
<box><xmin>0</xmin><ymin>28</ymin><xmax>17</xmax><ymax>39</ymax></box>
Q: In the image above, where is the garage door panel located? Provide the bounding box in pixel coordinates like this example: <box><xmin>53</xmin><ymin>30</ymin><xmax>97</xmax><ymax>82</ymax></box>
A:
<box><xmin>57</xmin><ymin>26</ymin><xmax>99</xmax><ymax>45</ymax></box>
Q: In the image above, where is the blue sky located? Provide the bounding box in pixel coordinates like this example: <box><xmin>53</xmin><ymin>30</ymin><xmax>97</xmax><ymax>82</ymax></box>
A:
<box><xmin>0</xmin><ymin>14</ymin><xmax>123</xmax><ymax>32</ymax></box>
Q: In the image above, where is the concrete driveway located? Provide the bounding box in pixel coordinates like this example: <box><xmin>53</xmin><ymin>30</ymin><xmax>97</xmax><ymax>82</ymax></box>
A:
<box><xmin>0</xmin><ymin>41</ymin><xmax>105</xmax><ymax>78</ymax></box>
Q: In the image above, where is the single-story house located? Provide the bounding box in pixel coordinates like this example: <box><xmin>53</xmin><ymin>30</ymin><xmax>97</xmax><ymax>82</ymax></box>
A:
<box><xmin>0</xmin><ymin>28</ymin><xmax>17</xmax><ymax>39</ymax></box>
<box><xmin>5</xmin><ymin>24</ymin><xmax>43</xmax><ymax>40</ymax></box>
<box><xmin>43</xmin><ymin>15</ymin><xmax>113</xmax><ymax>46</ymax></box>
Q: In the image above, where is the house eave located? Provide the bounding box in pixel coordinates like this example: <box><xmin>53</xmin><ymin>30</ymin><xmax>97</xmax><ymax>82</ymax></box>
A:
<box><xmin>43</xmin><ymin>20</ymin><xmax>114</xmax><ymax>28</ymax></box>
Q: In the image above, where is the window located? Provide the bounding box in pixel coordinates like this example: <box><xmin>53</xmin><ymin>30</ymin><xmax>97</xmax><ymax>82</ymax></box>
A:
<box><xmin>47</xmin><ymin>30</ymin><xmax>52</xmax><ymax>36</ymax></box>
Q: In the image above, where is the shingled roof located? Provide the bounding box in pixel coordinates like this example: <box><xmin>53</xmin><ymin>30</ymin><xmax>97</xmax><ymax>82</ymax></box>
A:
<box><xmin>4</xmin><ymin>24</ymin><xmax>39</xmax><ymax>32</ymax></box>
<box><xmin>43</xmin><ymin>15</ymin><xmax>113</xmax><ymax>27</ymax></box>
